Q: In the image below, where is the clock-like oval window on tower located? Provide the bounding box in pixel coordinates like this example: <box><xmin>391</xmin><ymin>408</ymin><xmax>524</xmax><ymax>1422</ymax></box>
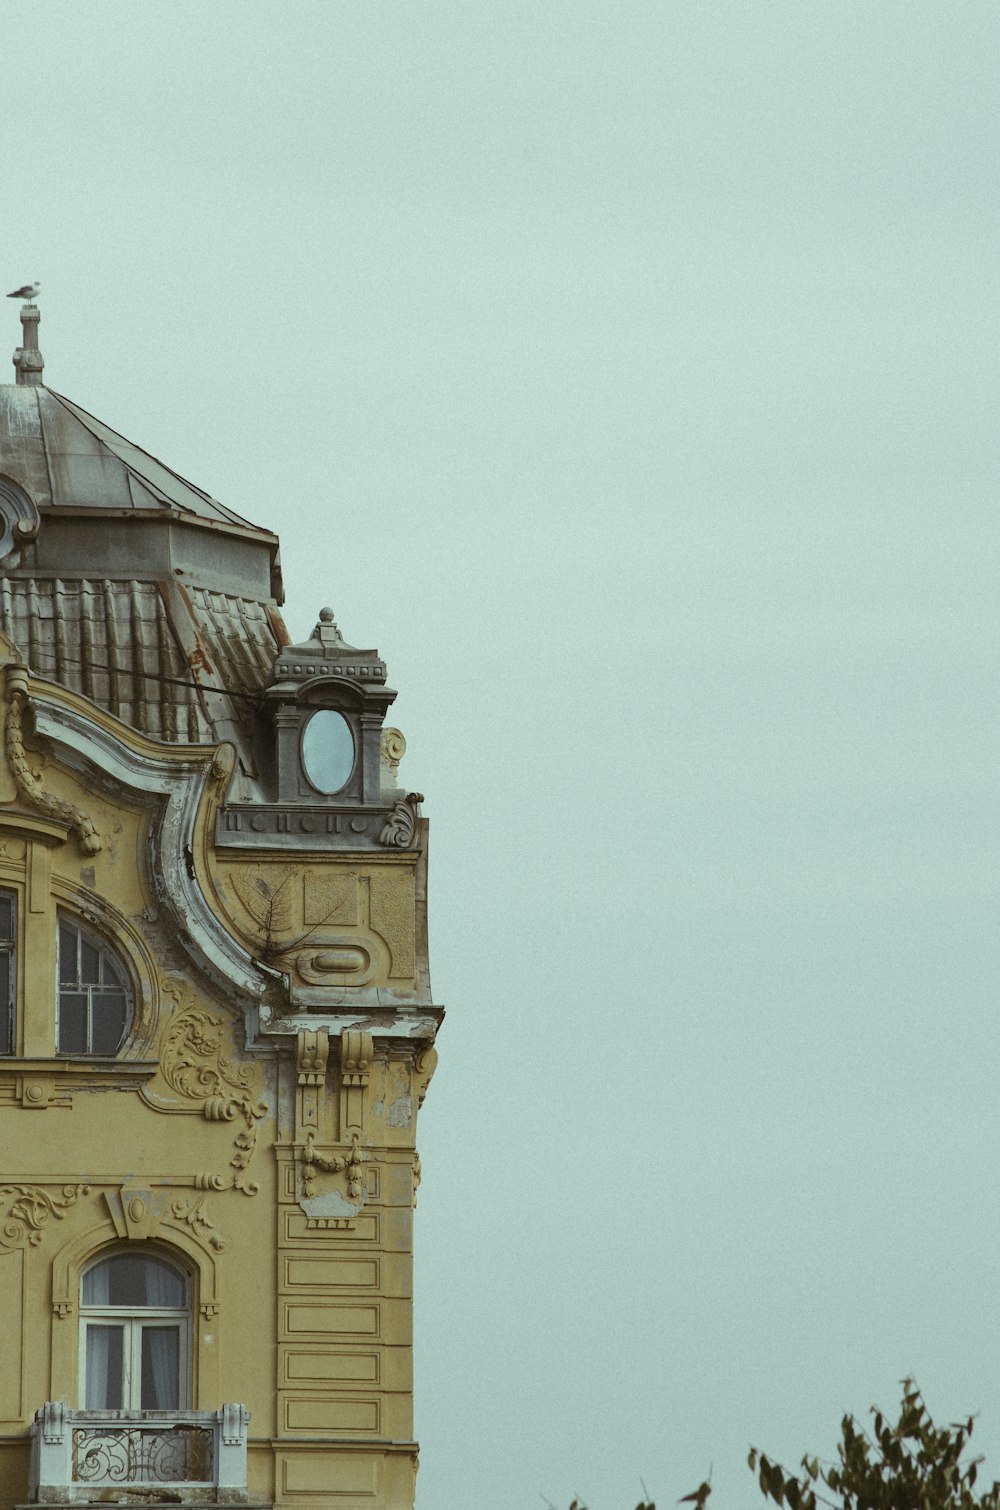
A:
<box><xmin>301</xmin><ymin>710</ymin><xmax>355</xmax><ymax>794</ymax></box>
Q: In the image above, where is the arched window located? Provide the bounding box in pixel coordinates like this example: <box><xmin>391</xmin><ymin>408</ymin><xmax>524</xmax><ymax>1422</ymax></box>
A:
<box><xmin>80</xmin><ymin>1251</ymin><xmax>191</xmax><ymax>1410</ymax></box>
<box><xmin>57</xmin><ymin>916</ymin><xmax>131</xmax><ymax>1055</ymax></box>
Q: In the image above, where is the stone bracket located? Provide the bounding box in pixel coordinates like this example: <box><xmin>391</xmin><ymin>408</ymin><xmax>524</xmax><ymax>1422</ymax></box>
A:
<box><xmin>295</xmin><ymin>1027</ymin><xmax>329</xmax><ymax>1141</ymax></box>
<box><xmin>339</xmin><ymin>1028</ymin><xmax>372</xmax><ymax>1137</ymax></box>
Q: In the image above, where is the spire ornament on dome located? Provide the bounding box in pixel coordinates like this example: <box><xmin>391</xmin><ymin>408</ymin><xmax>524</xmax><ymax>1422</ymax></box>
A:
<box><xmin>12</xmin><ymin>298</ymin><xmax>43</xmax><ymax>387</ymax></box>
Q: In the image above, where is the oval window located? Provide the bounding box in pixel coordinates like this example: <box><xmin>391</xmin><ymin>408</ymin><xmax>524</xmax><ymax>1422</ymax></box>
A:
<box><xmin>301</xmin><ymin>711</ymin><xmax>355</xmax><ymax>794</ymax></box>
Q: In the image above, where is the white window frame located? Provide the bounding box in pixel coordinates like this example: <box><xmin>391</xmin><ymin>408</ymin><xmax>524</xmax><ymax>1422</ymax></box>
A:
<box><xmin>78</xmin><ymin>1252</ymin><xmax>192</xmax><ymax>1411</ymax></box>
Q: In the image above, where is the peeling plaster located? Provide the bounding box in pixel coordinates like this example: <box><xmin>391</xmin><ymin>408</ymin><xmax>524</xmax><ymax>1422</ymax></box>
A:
<box><xmin>387</xmin><ymin>1095</ymin><xmax>413</xmax><ymax>1128</ymax></box>
<box><xmin>301</xmin><ymin>1189</ymin><xmax>362</xmax><ymax>1220</ymax></box>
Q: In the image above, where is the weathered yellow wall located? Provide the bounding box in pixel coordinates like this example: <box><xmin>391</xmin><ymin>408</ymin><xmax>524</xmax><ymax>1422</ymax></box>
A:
<box><xmin>0</xmin><ymin>662</ymin><xmax>435</xmax><ymax>1510</ymax></box>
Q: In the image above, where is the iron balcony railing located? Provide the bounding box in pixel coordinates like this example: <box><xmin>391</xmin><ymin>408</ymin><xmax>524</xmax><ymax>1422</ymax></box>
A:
<box><xmin>29</xmin><ymin>1402</ymin><xmax>250</xmax><ymax>1504</ymax></box>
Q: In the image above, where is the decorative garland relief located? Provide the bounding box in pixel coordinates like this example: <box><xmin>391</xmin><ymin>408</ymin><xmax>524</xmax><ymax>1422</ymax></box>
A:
<box><xmin>301</xmin><ymin>1131</ymin><xmax>366</xmax><ymax>1209</ymax></box>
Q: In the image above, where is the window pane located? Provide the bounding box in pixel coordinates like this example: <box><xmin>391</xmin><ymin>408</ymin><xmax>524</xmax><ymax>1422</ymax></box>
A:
<box><xmin>301</xmin><ymin>710</ymin><xmax>355</xmax><ymax>794</ymax></box>
<box><xmin>141</xmin><ymin>1326</ymin><xmax>180</xmax><ymax>1409</ymax></box>
<box><xmin>81</xmin><ymin>1263</ymin><xmax>110</xmax><ymax>1305</ymax></box>
<box><xmin>101</xmin><ymin>951</ymin><xmax>126</xmax><ymax>990</ymax></box>
<box><xmin>85</xmin><ymin>1325</ymin><xmax>124</xmax><ymax>1409</ymax></box>
<box><xmin>86</xmin><ymin>1254</ymin><xmax>185</xmax><ymax>1308</ymax></box>
<box><xmin>0</xmin><ymin>953</ymin><xmax>10</xmax><ymax>1055</ymax></box>
<box><xmin>80</xmin><ymin>938</ymin><xmax>101</xmax><ymax>985</ymax></box>
<box><xmin>57</xmin><ymin>918</ymin><xmax>132</xmax><ymax>1057</ymax></box>
<box><xmin>58</xmin><ymin>993</ymin><xmax>87</xmax><ymax>1054</ymax></box>
<box><xmin>59</xmin><ymin>924</ymin><xmax>78</xmax><ymax>985</ymax></box>
<box><xmin>91</xmin><ymin>993</ymin><xmax>128</xmax><ymax>1055</ymax></box>
<box><xmin>0</xmin><ymin>895</ymin><xmax>14</xmax><ymax>941</ymax></box>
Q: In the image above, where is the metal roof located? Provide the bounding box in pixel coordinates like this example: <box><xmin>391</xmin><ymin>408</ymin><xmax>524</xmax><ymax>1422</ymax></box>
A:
<box><xmin>0</xmin><ymin>575</ymin><xmax>281</xmax><ymax>753</ymax></box>
<box><xmin>0</xmin><ymin>382</ymin><xmax>275</xmax><ymax>538</ymax></box>
<box><xmin>1</xmin><ymin>301</ymin><xmax>287</xmax><ymax>773</ymax></box>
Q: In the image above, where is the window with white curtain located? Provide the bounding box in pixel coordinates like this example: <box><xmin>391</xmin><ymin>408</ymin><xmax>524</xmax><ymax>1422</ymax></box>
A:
<box><xmin>79</xmin><ymin>1252</ymin><xmax>191</xmax><ymax>1410</ymax></box>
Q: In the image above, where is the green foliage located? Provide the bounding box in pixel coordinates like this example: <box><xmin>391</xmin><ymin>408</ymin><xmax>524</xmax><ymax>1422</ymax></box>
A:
<box><xmin>547</xmin><ymin>1491</ymin><xmax>654</xmax><ymax>1510</ymax></box>
<box><xmin>562</xmin><ymin>1498</ymin><xmax>654</xmax><ymax>1510</ymax></box>
<box><xmin>684</xmin><ymin>1381</ymin><xmax>1000</xmax><ymax>1510</ymax></box>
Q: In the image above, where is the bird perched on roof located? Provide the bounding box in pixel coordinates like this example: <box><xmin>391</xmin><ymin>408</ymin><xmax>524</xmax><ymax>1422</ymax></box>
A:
<box><xmin>7</xmin><ymin>282</ymin><xmax>40</xmax><ymax>301</ymax></box>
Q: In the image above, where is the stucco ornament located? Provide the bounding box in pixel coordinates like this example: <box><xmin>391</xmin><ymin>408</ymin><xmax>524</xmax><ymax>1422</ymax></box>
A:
<box><xmin>301</xmin><ymin>1131</ymin><xmax>367</xmax><ymax>1213</ymax></box>
<box><xmin>146</xmin><ymin>986</ymin><xmax>267</xmax><ymax>1196</ymax></box>
<box><xmin>4</xmin><ymin>670</ymin><xmax>101</xmax><ymax>853</ymax></box>
<box><xmin>0</xmin><ymin>1182</ymin><xmax>90</xmax><ymax>1249</ymax></box>
<box><xmin>379</xmin><ymin>726</ymin><xmax>406</xmax><ymax>775</ymax></box>
<box><xmin>169</xmin><ymin>1195</ymin><xmax>228</xmax><ymax>1253</ymax></box>
<box><xmin>378</xmin><ymin>792</ymin><xmax>423</xmax><ymax>849</ymax></box>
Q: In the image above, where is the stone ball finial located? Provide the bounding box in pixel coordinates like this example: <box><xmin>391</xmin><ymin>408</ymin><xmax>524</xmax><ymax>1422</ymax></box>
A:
<box><xmin>311</xmin><ymin>606</ymin><xmax>345</xmax><ymax>647</ymax></box>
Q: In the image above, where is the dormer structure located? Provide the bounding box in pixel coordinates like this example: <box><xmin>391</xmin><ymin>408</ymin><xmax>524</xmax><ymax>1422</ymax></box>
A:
<box><xmin>0</xmin><ymin>300</ymin><xmax>440</xmax><ymax>1510</ymax></box>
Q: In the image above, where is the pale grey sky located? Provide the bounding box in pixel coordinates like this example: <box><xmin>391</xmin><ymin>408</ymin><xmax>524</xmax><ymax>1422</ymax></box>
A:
<box><xmin>3</xmin><ymin>3</ymin><xmax>999</xmax><ymax>1507</ymax></box>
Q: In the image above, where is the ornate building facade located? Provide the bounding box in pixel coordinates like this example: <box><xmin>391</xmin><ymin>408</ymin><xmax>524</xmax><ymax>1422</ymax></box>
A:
<box><xmin>0</xmin><ymin>301</ymin><xmax>440</xmax><ymax>1510</ymax></box>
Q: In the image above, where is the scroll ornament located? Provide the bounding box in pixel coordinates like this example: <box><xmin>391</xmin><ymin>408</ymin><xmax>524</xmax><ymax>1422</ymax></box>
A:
<box><xmin>378</xmin><ymin>792</ymin><xmax>424</xmax><ymax>849</ymax></box>
<box><xmin>380</xmin><ymin>727</ymin><xmax>406</xmax><ymax>774</ymax></box>
<box><xmin>414</xmin><ymin>1047</ymin><xmax>438</xmax><ymax>1107</ymax></box>
<box><xmin>154</xmin><ymin>993</ymin><xmax>266</xmax><ymax>1196</ymax></box>
<box><xmin>5</xmin><ymin>671</ymin><xmax>101</xmax><ymax>853</ymax></box>
<box><xmin>168</xmin><ymin>1195</ymin><xmax>228</xmax><ymax>1254</ymax></box>
<box><xmin>0</xmin><ymin>1183</ymin><xmax>90</xmax><ymax>1250</ymax></box>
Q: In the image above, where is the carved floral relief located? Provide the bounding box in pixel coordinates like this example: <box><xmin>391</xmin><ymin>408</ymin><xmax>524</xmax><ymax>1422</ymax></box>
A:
<box><xmin>0</xmin><ymin>1182</ymin><xmax>90</xmax><ymax>1250</ymax></box>
<box><xmin>143</xmin><ymin>985</ymin><xmax>266</xmax><ymax>1196</ymax></box>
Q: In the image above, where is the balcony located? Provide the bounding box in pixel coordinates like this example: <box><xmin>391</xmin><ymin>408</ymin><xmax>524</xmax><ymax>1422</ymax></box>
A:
<box><xmin>28</xmin><ymin>1402</ymin><xmax>251</xmax><ymax>1504</ymax></box>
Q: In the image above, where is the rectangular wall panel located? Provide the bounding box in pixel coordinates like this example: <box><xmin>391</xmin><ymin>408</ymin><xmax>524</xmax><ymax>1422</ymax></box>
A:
<box><xmin>282</xmin><ymin>1302</ymin><xmax>379</xmax><ymax>1337</ymax></box>
<box><xmin>282</xmin><ymin>1209</ymin><xmax>380</xmax><ymax>1244</ymax></box>
<box><xmin>279</xmin><ymin>1451</ymin><xmax>377</xmax><ymax>1497</ymax></box>
<box><xmin>0</xmin><ymin>1250</ymin><xmax>23</xmax><ymax>1421</ymax></box>
<box><xmin>284</xmin><ymin>1257</ymin><xmax>378</xmax><ymax>1289</ymax></box>
<box><xmin>283</xmin><ymin>1349</ymin><xmax>380</xmax><ymax>1386</ymax></box>
<box><xmin>282</xmin><ymin>1396</ymin><xmax>380</xmax><ymax>1434</ymax></box>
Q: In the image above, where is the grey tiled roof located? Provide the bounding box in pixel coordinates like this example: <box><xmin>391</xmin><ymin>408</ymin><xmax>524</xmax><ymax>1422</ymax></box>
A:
<box><xmin>0</xmin><ymin>379</ymin><xmax>286</xmax><ymax>768</ymax></box>
<box><xmin>0</xmin><ymin>576</ymin><xmax>280</xmax><ymax>752</ymax></box>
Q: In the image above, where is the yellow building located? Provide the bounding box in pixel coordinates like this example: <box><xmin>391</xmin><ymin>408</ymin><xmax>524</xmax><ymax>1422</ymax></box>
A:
<box><xmin>0</xmin><ymin>301</ymin><xmax>440</xmax><ymax>1510</ymax></box>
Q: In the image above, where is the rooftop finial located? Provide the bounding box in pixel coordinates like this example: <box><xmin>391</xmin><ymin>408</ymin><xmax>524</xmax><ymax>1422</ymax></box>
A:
<box><xmin>11</xmin><ymin>294</ymin><xmax>43</xmax><ymax>387</ymax></box>
<box><xmin>312</xmin><ymin>606</ymin><xmax>346</xmax><ymax>647</ymax></box>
